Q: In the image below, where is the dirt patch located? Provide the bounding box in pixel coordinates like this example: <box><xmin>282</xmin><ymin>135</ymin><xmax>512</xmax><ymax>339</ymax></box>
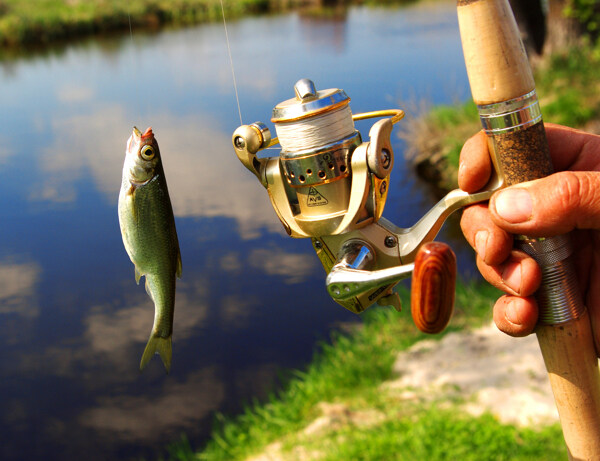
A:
<box><xmin>384</xmin><ymin>322</ymin><xmax>558</xmax><ymax>426</ymax></box>
<box><xmin>246</xmin><ymin>403</ymin><xmax>386</xmax><ymax>461</ymax></box>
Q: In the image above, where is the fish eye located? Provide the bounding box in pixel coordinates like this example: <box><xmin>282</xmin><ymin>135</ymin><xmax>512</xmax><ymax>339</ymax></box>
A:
<box><xmin>140</xmin><ymin>145</ymin><xmax>155</xmax><ymax>160</ymax></box>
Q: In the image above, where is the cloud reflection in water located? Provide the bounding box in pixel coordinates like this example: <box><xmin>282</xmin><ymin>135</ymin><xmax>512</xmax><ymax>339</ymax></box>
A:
<box><xmin>79</xmin><ymin>368</ymin><xmax>225</xmax><ymax>441</ymax></box>
<box><xmin>0</xmin><ymin>259</ymin><xmax>41</xmax><ymax>318</ymax></box>
<box><xmin>85</xmin><ymin>280</ymin><xmax>209</xmax><ymax>359</ymax></box>
<box><xmin>0</xmin><ymin>259</ymin><xmax>41</xmax><ymax>347</ymax></box>
<box><xmin>249</xmin><ymin>247</ymin><xmax>318</xmax><ymax>284</ymax></box>
<box><xmin>38</xmin><ymin>104</ymin><xmax>283</xmax><ymax>237</ymax></box>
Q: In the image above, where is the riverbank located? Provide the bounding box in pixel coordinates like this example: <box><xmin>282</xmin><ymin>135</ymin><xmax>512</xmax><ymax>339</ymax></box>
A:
<box><xmin>0</xmin><ymin>0</ymin><xmax>415</xmax><ymax>48</ymax></box>
<box><xmin>0</xmin><ymin>0</ymin><xmax>268</xmax><ymax>47</ymax></box>
<box><xmin>163</xmin><ymin>281</ymin><xmax>566</xmax><ymax>460</ymax></box>
<box><xmin>402</xmin><ymin>41</ymin><xmax>600</xmax><ymax>193</ymax></box>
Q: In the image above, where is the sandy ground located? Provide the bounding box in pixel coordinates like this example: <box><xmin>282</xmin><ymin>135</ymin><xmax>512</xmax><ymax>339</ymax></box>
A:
<box><xmin>386</xmin><ymin>322</ymin><xmax>558</xmax><ymax>426</ymax></box>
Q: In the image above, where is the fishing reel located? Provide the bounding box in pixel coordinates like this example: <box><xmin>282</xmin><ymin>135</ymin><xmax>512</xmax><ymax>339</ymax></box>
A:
<box><xmin>232</xmin><ymin>79</ymin><xmax>499</xmax><ymax>333</ymax></box>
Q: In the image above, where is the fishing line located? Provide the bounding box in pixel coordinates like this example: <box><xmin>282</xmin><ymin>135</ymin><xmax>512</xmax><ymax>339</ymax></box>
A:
<box><xmin>128</xmin><ymin>12</ymin><xmax>133</xmax><ymax>40</ymax></box>
<box><xmin>127</xmin><ymin>12</ymin><xmax>142</xmax><ymax>123</ymax></box>
<box><xmin>220</xmin><ymin>0</ymin><xmax>243</xmax><ymax>126</ymax></box>
<box><xmin>274</xmin><ymin>105</ymin><xmax>355</xmax><ymax>151</ymax></box>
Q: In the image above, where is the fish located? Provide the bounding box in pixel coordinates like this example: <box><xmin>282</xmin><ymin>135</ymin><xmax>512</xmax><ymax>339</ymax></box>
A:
<box><xmin>118</xmin><ymin>126</ymin><xmax>182</xmax><ymax>373</ymax></box>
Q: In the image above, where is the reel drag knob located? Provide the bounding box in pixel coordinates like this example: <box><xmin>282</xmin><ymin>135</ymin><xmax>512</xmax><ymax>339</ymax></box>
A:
<box><xmin>410</xmin><ymin>242</ymin><xmax>456</xmax><ymax>334</ymax></box>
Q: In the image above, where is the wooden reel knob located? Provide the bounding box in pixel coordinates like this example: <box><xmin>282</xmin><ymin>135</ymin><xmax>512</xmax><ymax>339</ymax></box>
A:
<box><xmin>411</xmin><ymin>242</ymin><xmax>457</xmax><ymax>334</ymax></box>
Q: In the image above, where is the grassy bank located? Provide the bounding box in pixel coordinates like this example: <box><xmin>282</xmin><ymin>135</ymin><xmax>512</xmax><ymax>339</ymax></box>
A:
<box><xmin>0</xmin><ymin>0</ymin><xmax>271</xmax><ymax>47</ymax></box>
<box><xmin>161</xmin><ymin>281</ymin><xmax>566</xmax><ymax>460</ymax></box>
<box><xmin>0</xmin><ymin>0</ymin><xmax>417</xmax><ymax>48</ymax></box>
<box><xmin>403</xmin><ymin>43</ymin><xmax>600</xmax><ymax>192</ymax></box>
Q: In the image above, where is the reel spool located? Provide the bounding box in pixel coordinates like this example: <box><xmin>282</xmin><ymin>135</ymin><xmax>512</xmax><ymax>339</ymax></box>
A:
<box><xmin>232</xmin><ymin>78</ymin><xmax>500</xmax><ymax>333</ymax></box>
<box><xmin>271</xmin><ymin>79</ymin><xmax>362</xmax><ymax>234</ymax></box>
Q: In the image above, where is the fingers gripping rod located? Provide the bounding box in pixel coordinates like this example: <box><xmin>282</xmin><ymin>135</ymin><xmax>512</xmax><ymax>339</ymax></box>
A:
<box><xmin>457</xmin><ymin>0</ymin><xmax>600</xmax><ymax>456</ymax></box>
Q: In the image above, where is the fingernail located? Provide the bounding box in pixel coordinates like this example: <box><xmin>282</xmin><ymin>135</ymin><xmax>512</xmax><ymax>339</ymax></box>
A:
<box><xmin>505</xmin><ymin>300</ymin><xmax>521</xmax><ymax>325</ymax></box>
<box><xmin>475</xmin><ymin>230</ymin><xmax>488</xmax><ymax>262</ymax></box>
<box><xmin>502</xmin><ymin>261</ymin><xmax>522</xmax><ymax>294</ymax></box>
<box><xmin>494</xmin><ymin>188</ymin><xmax>533</xmax><ymax>223</ymax></box>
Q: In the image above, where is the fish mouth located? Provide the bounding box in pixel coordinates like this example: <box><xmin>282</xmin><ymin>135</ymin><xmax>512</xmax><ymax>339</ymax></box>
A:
<box><xmin>127</xmin><ymin>127</ymin><xmax>141</xmax><ymax>154</ymax></box>
<box><xmin>141</xmin><ymin>126</ymin><xmax>154</xmax><ymax>140</ymax></box>
<box><xmin>130</xmin><ymin>126</ymin><xmax>154</xmax><ymax>146</ymax></box>
<box><xmin>128</xmin><ymin>126</ymin><xmax>153</xmax><ymax>154</ymax></box>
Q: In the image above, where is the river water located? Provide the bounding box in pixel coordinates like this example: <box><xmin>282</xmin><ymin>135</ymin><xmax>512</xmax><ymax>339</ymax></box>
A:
<box><xmin>0</xmin><ymin>2</ymin><xmax>476</xmax><ymax>459</ymax></box>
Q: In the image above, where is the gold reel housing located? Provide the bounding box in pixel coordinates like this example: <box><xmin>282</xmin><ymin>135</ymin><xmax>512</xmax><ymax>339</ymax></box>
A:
<box><xmin>232</xmin><ymin>78</ymin><xmax>403</xmax><ymax>239</ymax></box>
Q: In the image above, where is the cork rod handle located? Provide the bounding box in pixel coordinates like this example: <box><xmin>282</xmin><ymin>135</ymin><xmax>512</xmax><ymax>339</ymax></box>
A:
<box><xmin>457</xmin><ymin>0</ymin><xmax>600</xmax><ymax>458</ymax></box>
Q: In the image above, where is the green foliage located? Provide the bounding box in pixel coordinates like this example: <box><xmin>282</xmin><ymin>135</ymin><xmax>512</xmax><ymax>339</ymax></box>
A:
<box><xmin>543</xmin><ymin>87</ymin><xmax>596</xmax><ymax>126</ymax></box>
<box><xmin>0</xmin><ymin>0</ymin><xmax>269</xmax><ymax>47</ymax></box>
<box><xmin>411</xmin><ymin>41</ymin><xmax>600</xmax><ymax>194</ymax></box>
<box><xmin>427</xmin><ymin>101</ymin><xmax>479</xmax><ymax>170</ymax></box>
<box><xmin>563</xmin><ymin>0</ymin><xmax>600</xmax><ymax>40</ymax></box>
<box><xmin>0</xmin><ymin>0</ymin><xmax>418</xmax><ymax>47</ymax></box>
<box><xmin>537</xmin><ymin>46</ymin><xmax>600</xmax><ymax>126</ymax></box>
<box><xmin>159</xmin><ymin>435</ymin><xmax>196</xmax><ymax>461</ymax></box>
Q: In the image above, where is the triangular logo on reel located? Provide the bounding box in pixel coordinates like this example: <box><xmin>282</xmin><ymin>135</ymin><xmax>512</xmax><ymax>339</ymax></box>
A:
<box><xmin>307</xmin><ymin>187</ymin><xmax>328</xmax><ymax>207</ymax></box>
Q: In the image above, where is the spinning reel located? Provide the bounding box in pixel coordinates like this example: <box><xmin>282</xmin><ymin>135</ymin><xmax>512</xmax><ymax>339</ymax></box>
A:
<box><xmin>232</xmin><ymin>79</ymin><xmax>499</xmax><ymax>333</ymax></box>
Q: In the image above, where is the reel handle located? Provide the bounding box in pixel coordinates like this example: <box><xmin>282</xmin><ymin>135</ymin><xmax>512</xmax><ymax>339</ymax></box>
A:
<box><xmin>325</xmin><ymin>241</ymin><xmax>414</xmax><ymax>304</ymax></box>
<box><xmin>410</xmin><ymin>242</ymin><xmax>456</xmax><ymax>334</ymax></box>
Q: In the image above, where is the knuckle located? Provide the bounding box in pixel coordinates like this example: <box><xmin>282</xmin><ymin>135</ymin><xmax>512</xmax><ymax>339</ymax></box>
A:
<box><xmin>553</xmin><ymin>172</ymin><xmax>600</xmax><ymax>226</ymax></box>
<box><xmin>554</xmin><ymin>171</ymin><xmax>583</xmax><ymax>211</ymax></box>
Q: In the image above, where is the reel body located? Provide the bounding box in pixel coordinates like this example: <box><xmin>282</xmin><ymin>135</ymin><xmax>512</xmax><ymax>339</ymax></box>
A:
<box><xmin>232</xmin><ymin>79</ymin><xmax>500</xmax><ymax>331</ymax></box>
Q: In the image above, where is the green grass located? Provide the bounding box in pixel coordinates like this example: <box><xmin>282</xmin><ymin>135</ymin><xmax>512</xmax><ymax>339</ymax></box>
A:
<box><xmin>405</xmin><ymin>42</ymin><xmax>600</xmax><ymax>192</ymax></box>
<box><xmin>0</xmin><ymin>0</ymin><xmax>270</xmax><ymax>47</ymax></box>
<box><xmin>0</xmin><ymin>0</ymin><xmax>419</xmax><ymax>48</ymax></box>
<box><xmin>155</xmin><ymin>280</ymin><xmax>566</xmax><ymax>460</ymax></box>
<box><xmin>537</xmin><ymin>46</ymin><xmax>600</xmax><ymax>126</ymax></box>
<box><xmin>425</xmin><ymin>101</ymin><xmax>480</xmax><ymax>172</ymax></box>
<box><xmin>314</xmin><ymin>408</ymin><xmax>565</xmax><ymax>461</ymax></box>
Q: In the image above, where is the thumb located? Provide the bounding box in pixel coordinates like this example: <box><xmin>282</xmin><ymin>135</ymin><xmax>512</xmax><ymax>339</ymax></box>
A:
<box><xmin>490</xmin><ymin>171</ymin><xmax>600</xmax><ymax>236</ymax></box>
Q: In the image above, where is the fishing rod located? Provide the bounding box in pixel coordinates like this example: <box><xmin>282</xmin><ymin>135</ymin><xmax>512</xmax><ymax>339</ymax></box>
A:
<box><xmin>457</xmin><ymin>0</ymin><xmax>600</xmax><ymax>456</ymax></box>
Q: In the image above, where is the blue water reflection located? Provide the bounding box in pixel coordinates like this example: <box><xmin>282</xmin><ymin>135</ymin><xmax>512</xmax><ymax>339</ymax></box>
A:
<box><xmin>0</xmin><ymin>3</ymin><xmax>476</xmax><ymax>459</ymax></box>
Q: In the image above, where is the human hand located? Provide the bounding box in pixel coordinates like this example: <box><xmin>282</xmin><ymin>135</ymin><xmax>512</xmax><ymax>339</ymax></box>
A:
<box><xmin>458</xmin><ymin>123</ymin><xmax>600</xmax><ymax>352</ymax></box>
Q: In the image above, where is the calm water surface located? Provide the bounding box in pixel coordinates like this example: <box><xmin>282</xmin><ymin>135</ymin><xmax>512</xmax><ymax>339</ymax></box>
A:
<box><xmin>0</xmin><ymin>3</ymin><xmax>477</xmax><ymax>459</ymax></box>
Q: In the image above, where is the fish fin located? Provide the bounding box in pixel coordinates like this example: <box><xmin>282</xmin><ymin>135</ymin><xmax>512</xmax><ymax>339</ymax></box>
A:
<box><xmin>144</xmin><ymin>278</ymin><xmax>154</xmax><ymax>301</ymax></box>
<box><xmin>140</xmin><ymin>335</ymin><xmax>172</xmax><ymax>373</ymax></box>
<box><xmin>135</xmin><ymin>266</ymin><xmax>142</xmax><ymax>285</ymax></box>
<box><xmin>127</xmin><ymin>187</ymin><xmax>138</xmax><ymax>222</ymax></box>
<box><xmin>176</xmin><ymin>252</ymin><xmax>182</xmax><ymax>279</ymax></box>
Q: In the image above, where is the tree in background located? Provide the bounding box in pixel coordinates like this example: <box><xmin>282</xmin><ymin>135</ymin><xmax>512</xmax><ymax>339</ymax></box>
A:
<box><xmin>510</xmin><ymin>0</ymin><xmax>599</xmax><ymax>56</ymax></box>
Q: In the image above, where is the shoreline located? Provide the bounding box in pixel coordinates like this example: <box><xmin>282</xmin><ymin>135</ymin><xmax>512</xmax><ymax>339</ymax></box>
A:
<box><xmin>0</xmin><ymin>0</ymin><xmax>270</xmax><ymax>49</ymax></box>
<box><xmin>0</xmin><ymin>0</ymin><xmax>416</xmax><ymax>50</ymax></box>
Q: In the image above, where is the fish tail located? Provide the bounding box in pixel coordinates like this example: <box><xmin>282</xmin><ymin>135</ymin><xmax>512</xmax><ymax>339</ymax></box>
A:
<box><xmin>140</xmin><ymin>334</ymin><xmax>172</xmax><ymax>373</ymax></box>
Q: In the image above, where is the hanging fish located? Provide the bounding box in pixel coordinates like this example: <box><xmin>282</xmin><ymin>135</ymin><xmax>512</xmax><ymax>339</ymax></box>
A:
<box><xmin>118</xmin><ymin>126</ymin><xmax>182</xmax><ymax>373</ymax></box>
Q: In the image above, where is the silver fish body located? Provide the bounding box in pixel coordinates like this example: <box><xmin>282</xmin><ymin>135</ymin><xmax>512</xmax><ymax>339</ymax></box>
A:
<box><xmin>118</xmin><ymin>127</ymin><xmax>182</xmax><ymax>372</ymax></box>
